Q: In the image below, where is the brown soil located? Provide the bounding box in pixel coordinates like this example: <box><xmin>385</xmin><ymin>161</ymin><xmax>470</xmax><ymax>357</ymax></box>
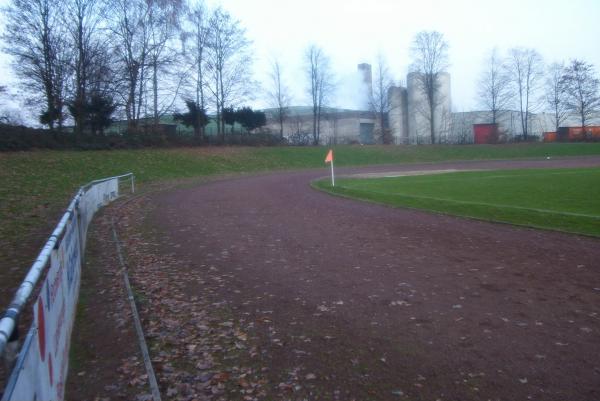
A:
<box><xmin>72</xmin><ymin>157</ymin><xmax>600</xmax><ymax>401</ymax></box>
<box><xmin>65</xmin><ymin>210</ymin><xmax>148</xmax><ymax>401</ymax></box>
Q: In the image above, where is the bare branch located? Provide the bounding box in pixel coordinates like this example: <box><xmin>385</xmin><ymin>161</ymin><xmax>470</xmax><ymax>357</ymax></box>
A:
<box><xmin>369</xmin><ymin>54</ymin><xmax>394</xmax><ymax>143</ymax></box>
<box><xmin>545</xmin><ymin>62</ymin><xmax>569</xmax><ymax>132</ymax></box>
<box><xmin>305</xmin><ymin>44</ymin><xmax>335</xmax><ymax>145</ymax></box>
<box><xmin>205</xmin><ymin>7</ymin><xmax>253</xmax><ymax>139</ymax></box>
<box><xmin>506</xmin><ymin>47</ymin><xmax>544</xmax><ymax>139</ymax></box>
<box><xmin>561</xmin><ymin>59</ymin><xmax>600</xmax><ymax>128</ymax></box>
<box><xmin>3</xmin><ymin>0</ymin><xmax>71</xmax><ymax>129</ymax></box>
<box><xmin>267</xmin><ymin>60</ymin><xmax>291</xmax><ymax>140</ymax></box>
<box><xmin>409</xmin><ymin>30</ymin><xmax>450</xmax><ymax>144</ymax></box>
<box><xmin>477</xmin><ymin>47</ymin><xmax>511</xmax><ymax>124</ymax></box>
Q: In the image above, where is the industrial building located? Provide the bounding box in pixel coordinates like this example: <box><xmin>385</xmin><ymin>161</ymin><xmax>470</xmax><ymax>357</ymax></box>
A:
<box><xmin>264</xmin><ymin>106</ymin><xmax>377</xmax><ymax>145</ymax></box>
<box><xmin>263</xmin><ymin>63</ymin><xmax>598</xmax><ymax>145</ymax></box>
<box><xmin>263</xmin><ymin>63</ymin><xmax>452</xmax><ymax>145</ymax></box>
<box><xmin>388</xmin><ymin>71</ymin><xmax>452</xmax><ymax>144</ymax></box>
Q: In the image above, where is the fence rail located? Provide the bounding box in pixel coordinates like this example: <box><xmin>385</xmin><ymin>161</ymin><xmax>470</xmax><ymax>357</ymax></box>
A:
<box><xmin>0</xmin><ymin>172</ymin><xmax>134</xmax><ymax>401</ymax></box>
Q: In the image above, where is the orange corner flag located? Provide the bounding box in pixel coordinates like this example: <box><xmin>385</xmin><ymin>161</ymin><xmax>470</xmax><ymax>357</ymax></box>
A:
<box><xmin>325</xmin><ymin>149</ymin><xmax>333</xmax><ymax>163</ymax></box>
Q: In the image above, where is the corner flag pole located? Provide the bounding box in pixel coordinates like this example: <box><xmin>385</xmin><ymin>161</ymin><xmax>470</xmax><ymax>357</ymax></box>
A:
<box><xmin>330</xmin><ymin>158</ymin><xmax>335</xmax><ymax>187</ymax></box>
<box><xmin>325</xmin><ymin>149</ymin><xmax>335</xmax><ymax>186</ymax></box>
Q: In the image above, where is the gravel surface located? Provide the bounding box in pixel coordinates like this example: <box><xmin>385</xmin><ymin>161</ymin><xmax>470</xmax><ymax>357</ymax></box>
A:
<box><xmin>145</xmin><ymin>157</ymin><xmax>600</xmax><ymax>400</ymax></box>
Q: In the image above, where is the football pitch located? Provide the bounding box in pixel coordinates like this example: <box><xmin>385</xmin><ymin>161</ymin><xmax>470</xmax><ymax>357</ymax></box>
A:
<box><xmin>316</xmin><ymin>167</ymin><xmax>600</xmax><ymax>237</ymax></box>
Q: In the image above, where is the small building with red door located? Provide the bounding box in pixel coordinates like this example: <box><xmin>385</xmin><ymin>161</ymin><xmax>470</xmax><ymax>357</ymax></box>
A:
<box><xmin>473</xmin><ymin>123</ymin><xmax>499</xmax><ymax>144</ymax></box>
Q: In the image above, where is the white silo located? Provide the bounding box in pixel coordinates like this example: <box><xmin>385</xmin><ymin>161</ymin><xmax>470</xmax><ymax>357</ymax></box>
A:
<box><xmin>388</xmin><ymin>86</ymin><xmax>408</xmax><ymax>144</ymax></box>
<box><xmin>434</xmin><ymin>72</ymin><xmax>452</xmax><ymax>143</ymax></box>
<box><xmin>406</xmin><ymin>71</ymin><xmax>451</xmax><ymax>144</ymax></box>
<box><xmin>357</xmin><ymin>63</ymin><xmax>373</xmax><ymax>111</ymax></box>
<box><xmin>407</xmin><ymin>72</ymin><xmax>427</xmax><ymax>144</ymax></box>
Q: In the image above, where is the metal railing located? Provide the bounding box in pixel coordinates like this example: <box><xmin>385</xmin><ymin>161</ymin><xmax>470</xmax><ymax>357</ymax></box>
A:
<box><xmin>0</xmin><ymin>173</ymin><xmax>135</xmax><ymax>358</ymax></box>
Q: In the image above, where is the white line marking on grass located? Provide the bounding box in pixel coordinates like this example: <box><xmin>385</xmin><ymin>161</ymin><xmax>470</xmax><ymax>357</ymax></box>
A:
<box><xmin>338</xmin><ymin>187</ymin><xmax>600</xmax><ymax>220</ymax></box>
<box><xmin>351</xmin><ymin>169</ymin><xmax>480</xmax><ymax>178</ymax></box>
<box><xmin>351</xmin><ymin>168</ymin><xmax>600</xmax><ymax>181</ymax></box>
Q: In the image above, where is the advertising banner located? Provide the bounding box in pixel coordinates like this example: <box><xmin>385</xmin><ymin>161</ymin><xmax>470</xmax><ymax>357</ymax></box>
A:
<box><xmin>2</xmin><ymin>176</ymin><xmax>122</xmax><ymax>401</ymax></box>
<box><xmin>78</xmin><ymin>178</ymin><xmax>118</xmax><ymax>250</ymax></box>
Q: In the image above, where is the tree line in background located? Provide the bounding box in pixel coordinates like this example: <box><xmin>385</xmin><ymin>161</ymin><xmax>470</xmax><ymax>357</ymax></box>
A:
<box><xmin>1</xmin><ymin>0</ymin><xmax>262</xmax><ymax>141</ymax></box>
<box><xmin>366</xmin><ymin>31</ymin><xmax>600</xmax><ymax>144</ymax></box>
<box><xmin>477</xmin><ymin>48</ymin><xmax>600</xmax><ymax>140</ymax></box>
<box><xmin>0</xmin><ymin>0</ymin><xmax>599</xmax><ymax>148</ymax></box>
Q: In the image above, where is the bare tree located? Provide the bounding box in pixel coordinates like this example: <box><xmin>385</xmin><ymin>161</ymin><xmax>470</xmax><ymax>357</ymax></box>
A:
<box><xmin>410</xmin><ymin>30</ymin><xmax>449</xmax><ymax>144</ymax></box>
<box><xmin>451</xmin><ymin>111</ymin><xmax>475</xmax><ymax>144</ymax></box>
<box><xmin>64</xmin><ymin>0</ymin><xmax>107</xmax><ymax>135</ymax></box>
<box><xmin>506</xmin><ymin>47</ymin><xmax>544</xmax><ymax>140</ymax></box>
<box><xmin>267</xmin><ymin>60</ymin><xmax>291</xmax><ymax>140</ymax></box>
<box><xmin>305</xmin><ymin>44</ymin><xmax>335</xmax><ymax>145</ymax></box>
<box><xmin>545</xmin><ymin>62</ymin><xmax>569</xmax><ymax>132</ymax></box>
<box><xmin>477</xmin><ymin>48</ymin><xmax>511</xmax><ymax>124</ymax></box>
<box><xmin>0</xmin><ymin>86</ymin><xmax>8</xmax><ymax>123</ymax></box>
<box><xmin>561</xmin><ymin>59</ymin><xmax>600</xmax><ymax>129</ymax></box>
<box><xmin>183</xmin><ymin>0</ymin><xmax>209</xmax><ymax>139</ymax></box>
<box><xmin>106</xmin><ymin>0</ymin><xmax>151</xmax><ymax>128</ymax></box>
<box><xmin>369</xmin><ymin>53</ymin><xmax>394</xmax><ymax>144</ymax></box>
<box><xmin>3</xmin><ymin>0</ymin><xmax>71</xmax><ymax>130</ymax></box>
<box><xmin>0</xmin><ymin>86</ymin><xmax>26</xmax><ymax>125</ymax></box>
<box><xmin>206</xmin><ymin>7</ymin><xmax>253</xmax><ymax>140</ymax></box>
<box><xmin>147</xmin><ymin>0</ymin><xmax>184</xmax><ymax>125</ymax></box>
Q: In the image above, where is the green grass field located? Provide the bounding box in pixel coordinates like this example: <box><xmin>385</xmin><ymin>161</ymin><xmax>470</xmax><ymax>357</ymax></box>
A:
<box><xmin>315</xmin><ymin>167</ymin><xmax>600</xmax><ymax>237</ymax></box>
<box><xmin>2</xmin><ymin>143</ymin><xmax>600</xmax><ymax>264</ymax></box>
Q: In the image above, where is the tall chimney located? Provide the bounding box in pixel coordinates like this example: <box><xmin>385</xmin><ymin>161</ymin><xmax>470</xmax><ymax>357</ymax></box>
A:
<box><xmin>357</xmin><ymin>63</ymin><xmax>373</xmax><ymax>110</ymax></box>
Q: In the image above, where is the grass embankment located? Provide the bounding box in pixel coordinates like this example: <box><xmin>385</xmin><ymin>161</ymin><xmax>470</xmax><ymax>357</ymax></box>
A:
<box><xmin>315</xmin><ymin>167</ymin><xmax>600</xmax><ymax>237</ymax></box>
<box><xmin>1</xmin><ymin>143</ymin><xmax>600</xmax><ymax>266</ymax></box>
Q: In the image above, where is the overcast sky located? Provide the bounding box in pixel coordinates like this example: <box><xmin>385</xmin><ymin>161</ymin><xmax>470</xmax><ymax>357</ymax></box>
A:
<box><xmin>205</xmin><ymin>0</ymin><xmax>600</xmax><ymax>111</ymax></box>
<box><xmin>1</xmin><ymin>0</ymin><xmax>600</xmax><ymax>117</ymax></box>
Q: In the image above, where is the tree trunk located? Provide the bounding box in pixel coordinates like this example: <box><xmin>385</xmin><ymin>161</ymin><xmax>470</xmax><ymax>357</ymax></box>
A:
<box><xmin>429</xmin><ymin>103</ymin><xmax>435</xmax><ymax>144</ymax></box>
<box><xmin>379</xmin><ymin>110</ymin><xmax>386</xmax><ymax>144</ymax></box>
<box><xmin>74</xmin><ymin>12</ymin><xmax>86</xmax><ymax>137</ymax></box>
<box><xmin>196</xmin><ymin>48</ymin><xmax>205</xmax><ymax>140</ymax></box>
<box><xmin>127</xmin><ymin>76</ymin><xmax>136</xmax><ymax>128</ymax></box>
<box><xmin>279</xmin><ymin>111</ymin><xmax>284</xmax><ymax>140</ymax></box>
<box><xmin>524</xmin><ymin>85</ymin><xmax>530</xmax><ymax>140</ymax></box>
<box><xmin>137</xmin><ymin>61</ymin><xmax>145</xmax><ymax>124</ymax></box>
<box><xmin>312</xmin><ymin>106</ymin><xmax>317</xmax><ymax>145</ymax></box>
<box><xmin>219</xmin><ymin>68</ymin><xmax>225</xmax><ymax>141</ymax></box>
<box><xmin>316</xmin><ymin>108</ymin><xmax>321</xmax><ymax>145</ymax></box>
<box><xmin>153</xmin><ymin>59</ymin><xmax>159</xmax><ymax>126</ymax></box>
<box><xmin>44</xmin><ymin>84</ymin><xmax>54</xmax><ymax>130</ymax></box>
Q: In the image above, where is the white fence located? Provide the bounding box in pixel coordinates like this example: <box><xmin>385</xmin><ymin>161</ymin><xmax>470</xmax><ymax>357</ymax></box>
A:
<box><xmin>0</xmin><ymin>173</ymin><xmax>134</xmax><ymax>401</ymax></box>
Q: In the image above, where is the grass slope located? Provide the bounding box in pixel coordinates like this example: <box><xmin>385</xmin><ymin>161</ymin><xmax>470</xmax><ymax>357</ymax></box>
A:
<box><xmin>315</xmin><ymin>167</ymin><xmax>600</xmax><ymax>237</ymax></box>
<box><xmin>2</xmin><ymin>143</ymin><xmax>600</xmax><ymax>267</ymax></box>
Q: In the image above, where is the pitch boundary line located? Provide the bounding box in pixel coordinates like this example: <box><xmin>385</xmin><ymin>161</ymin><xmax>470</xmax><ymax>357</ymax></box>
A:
<box><xmin>337</xmin><ymin>187</ymin><xmax>600</xmax><ymax>220</ymax></box>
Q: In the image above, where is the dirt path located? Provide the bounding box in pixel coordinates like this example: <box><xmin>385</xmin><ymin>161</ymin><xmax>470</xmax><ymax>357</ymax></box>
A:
<box><xmin>69</xmin><ymin>157</ymin><xmax>600</xmax><ymax>401</ymax></box>
<box><xmin>125</xmin><ymin>157</ymin><xmax>598</xmax><ymax>401</ymax></box>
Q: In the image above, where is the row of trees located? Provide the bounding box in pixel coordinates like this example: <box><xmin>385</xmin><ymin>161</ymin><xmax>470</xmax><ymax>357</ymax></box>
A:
<box><xmin>3</xmin><ymin>0</ymin><xmax>598</xmax><ymax>146</ymax></box>
<box><xmin>263</xmin><ymin>32</ymin><xmax>600</xmax><ymax>146</ymax></box>
<box><xmin>478</xmin><ymin>48</ymin><xmax>600</xmax><ymax>139</ymax></box>
<box><xmin>2</xmin><ymin>0</ymin><xmax>254</xmax><ymax>138</ymax></box>
<box><xmin>398</xmin><ymin>32</ymin><xmax>600</xmax><ymax>144</ymax></box>
<box><xmin>222</xmin><ymin>106</ymin><xmax>266</xmax><ymax>133</ymax></box>
<box><xmin>265</xmin><ymin>45</ymin><xmax>336</xmax><ymax>146</ymax></box>
<box><xmin>173</xmin><ymin>101</ymin><xmax>266</xmax><ymax>137</ymax></box>
<box><xmin>332</xmin><ymin>31</ymin><xmax>600</xmax><ymax>145</ymax></box>
<box><xmin>0</xmin><ymin>0</ymin><xmax>343</xmax><ymax>146</ymax></box>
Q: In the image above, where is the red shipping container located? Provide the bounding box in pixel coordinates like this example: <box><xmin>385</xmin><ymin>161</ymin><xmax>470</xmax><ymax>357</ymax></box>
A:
<box><xmin>473</xmin><ymin>124</ymin><xmax>498</xmax><ymax>144</ymax></box>
<box><xmin>588</xmin><ymin>126</ymin><xmax>600</xmax><ymax>139</ymax></box>
<box><xmin>558</xmin><ymin>126</ymin><xmax>600</xmax><ymax>141</ymax></box>
<box><xmin>543</xmin><ymin>132</ymin><xmax>557</xmax><ymax>142</ymax></box>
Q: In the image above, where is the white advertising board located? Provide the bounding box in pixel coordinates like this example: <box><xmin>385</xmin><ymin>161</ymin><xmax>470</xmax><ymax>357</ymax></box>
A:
<box><xmin>2</xmin><ymin>177</ymin><xmax>121</xmax><ymax>401</ymax></box>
